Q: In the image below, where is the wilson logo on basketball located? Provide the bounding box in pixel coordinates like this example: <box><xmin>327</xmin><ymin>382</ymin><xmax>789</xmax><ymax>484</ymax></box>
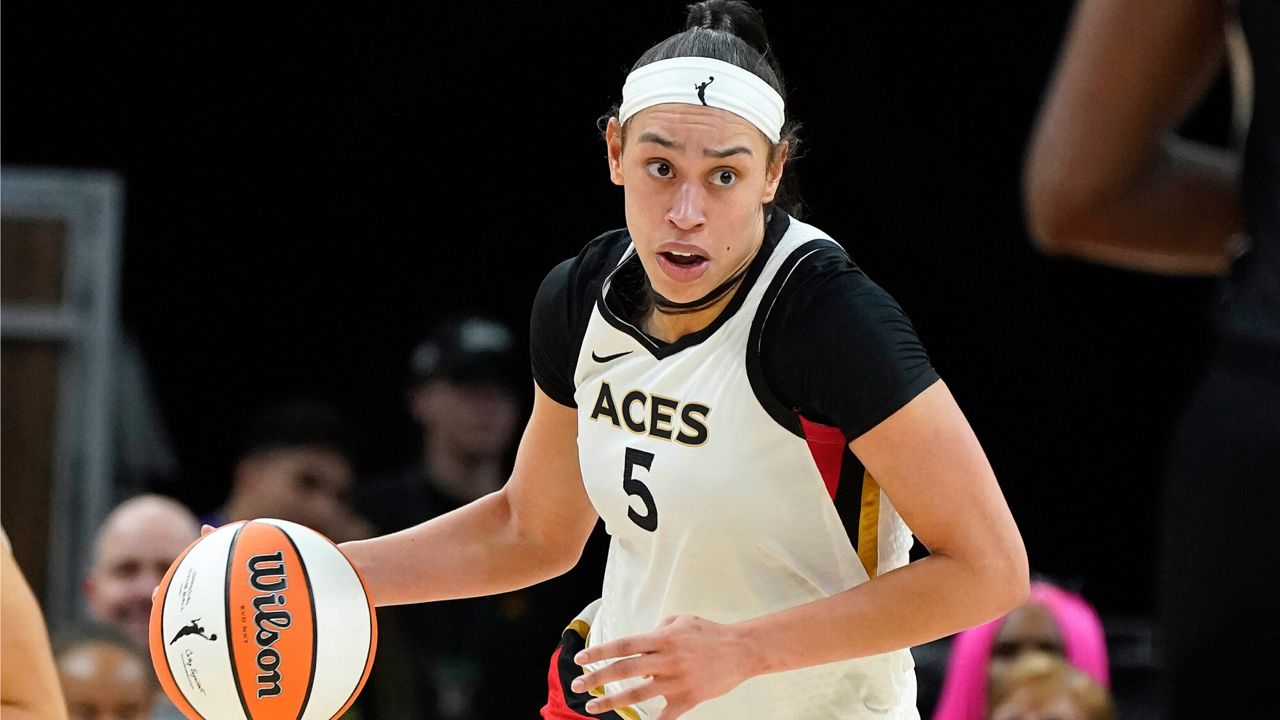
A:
<box><xmin>247</xmin><ymin>551</ymin><xmax>292</xmax><ymax>699</ymax></box>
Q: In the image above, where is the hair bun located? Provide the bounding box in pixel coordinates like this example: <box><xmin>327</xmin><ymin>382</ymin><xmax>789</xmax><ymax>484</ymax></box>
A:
<box><xmin>684</xmin><ymin>1</ymin><xmax>771</xmax><ymax>58</ymax></box>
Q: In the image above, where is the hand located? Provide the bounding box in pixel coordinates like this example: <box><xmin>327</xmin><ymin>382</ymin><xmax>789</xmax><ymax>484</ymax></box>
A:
<box><xmin>569</xmin><ymin>615</ymin><xmax>755</xmax><ymax>719</ymax></box>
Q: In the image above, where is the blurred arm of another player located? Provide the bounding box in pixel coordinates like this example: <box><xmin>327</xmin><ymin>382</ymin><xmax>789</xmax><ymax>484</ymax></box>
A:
<box><xmin>1023</xmin><ymin>0</ymin><xmax>1246</xmax><ymax>276</ymax></box>
<box><xmin>339</xmin><ymin>384</ymin><xmax>596</xmax><ymax>606</ymax></box>
<box><xmin>1</xmin><ymin>532</ymin><xmax>69</xmax><ymax>720</ymax></box>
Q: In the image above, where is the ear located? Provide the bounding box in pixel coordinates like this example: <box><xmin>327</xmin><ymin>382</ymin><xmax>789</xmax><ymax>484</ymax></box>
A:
<box><xmin>605</xmin><ymin>117</ymin><xmax>625</xmax><ymax>186</ymax></box>
<box><xmin>761</xmin><ymin>139</ymin><xmax>790</xmax><ymax>205</ymax></box>
<box><xmin>83</xmin><ymin>575</ymin><xmax>103</xmax><ymax>616</ymax></box>
<box><xmin>231</xmin><ymin>457</ymin><xmax>255</xmax><ymax>494</ymax></box>
<box><xmin>409</xmin><ymin>383</ymin><xmax>437</xmax><ymax>424</ymax></box>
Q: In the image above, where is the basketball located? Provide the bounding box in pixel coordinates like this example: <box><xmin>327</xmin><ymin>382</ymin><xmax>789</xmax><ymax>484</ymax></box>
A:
<box><xmin>148</xmin><ymin>519</ymin><xmax>377</xmax><ymax>720</ymax></box>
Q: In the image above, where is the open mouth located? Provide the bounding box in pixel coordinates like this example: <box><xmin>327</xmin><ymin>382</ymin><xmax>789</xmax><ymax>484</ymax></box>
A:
<box><xmin>660</xmin><ymin>250</ymin><xmax>706</xmax><ymax>266</ymax></box>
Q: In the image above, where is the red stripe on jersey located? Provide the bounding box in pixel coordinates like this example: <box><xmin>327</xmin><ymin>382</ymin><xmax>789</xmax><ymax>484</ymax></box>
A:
<box><xmin>542</xmin><ymin>645</ymin><xmax>579</xmax><ymax>719</ymax></box>
<box><xmin>799</xmin><ymin>414</ymin><xmax>845</xmax><ymax>500</ymax></box>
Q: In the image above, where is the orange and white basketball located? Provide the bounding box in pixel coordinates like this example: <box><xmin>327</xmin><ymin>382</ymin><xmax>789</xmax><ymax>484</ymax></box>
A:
<box><xmin>149</xmin><ymin>519</ymin><xmax>376</xmax><ymax>720</ymax></box>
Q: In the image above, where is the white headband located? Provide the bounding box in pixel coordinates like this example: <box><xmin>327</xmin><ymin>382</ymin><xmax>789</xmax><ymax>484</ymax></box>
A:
<box><xmin>619</xmin><ymin>56</ymin><xmax>785</xmax><ymax>143</ymax></box>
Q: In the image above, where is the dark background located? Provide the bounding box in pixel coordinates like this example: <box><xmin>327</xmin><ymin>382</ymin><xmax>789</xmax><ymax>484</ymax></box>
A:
<box><xmin>2</xmin><ymin>0</ymin><xmax>1233</xmax><ymax>621</ymax></box>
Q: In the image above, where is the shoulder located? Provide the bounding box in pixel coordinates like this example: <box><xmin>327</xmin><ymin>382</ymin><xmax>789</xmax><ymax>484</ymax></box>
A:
<box><xmin>531</xmin><ymin>228</ymin><xmax>631</xmax><ymax>407</ymax></box>
<box><xmin>535</xmin><ymin>228</ymin><xmax>631</xmax><ymax>312</ymax></box>
<box><xmin>756</xmin><ymin>223</ymin><xmax>939</xmax><ymax>439</ymax></box>
<box><xmin>768</xmin><ymin>220</ymin><xmax>907</xmax><ymax>330</ymax></box>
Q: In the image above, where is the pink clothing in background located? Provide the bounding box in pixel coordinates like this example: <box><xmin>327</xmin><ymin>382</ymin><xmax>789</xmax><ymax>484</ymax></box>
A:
<box><xmin>932</xmin><ymin>581</ymin><xmax>1110</xmax><ymax>720</ymax></box>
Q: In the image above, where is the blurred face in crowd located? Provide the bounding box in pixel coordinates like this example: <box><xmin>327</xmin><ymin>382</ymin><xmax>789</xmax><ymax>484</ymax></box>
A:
<box><xmin>989</xmin><ymin>687</ymin><xmax>1088</xmax><ymax>720</ymax></box>
<box><xmin>231</xmin><ymin>446</ymin><xmax>354</xmax><ymax>538</ymax></box>
<box><xmin>605</xmin><ymin>104</ymin><xmax>787</xmax><ymax>305</ymax></box>
<box><xmin>413</xmin><ymin>377</ymin><xmax>520</xmax><ymax>459</ymax></box>
<box><xmin>58</xmin><ymin>641</ymin><xmax>155</xmax><ymax>720</ymax></box>
<box><xmin>84</xmin><ymin>496</ymin><xmax>199</xmax><ymax>647</ymax></box>
<box><xmin>989</xmin><ymin>601</ymin><xmax>1066</xmax><ymax>682</ymax></box>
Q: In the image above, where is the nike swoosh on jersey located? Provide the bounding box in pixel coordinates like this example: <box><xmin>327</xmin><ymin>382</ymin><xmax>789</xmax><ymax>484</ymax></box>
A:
<box><xmin>591</xmin><ymin>350</ymin><xmax>633</xmax><ymax>363</ymax></box>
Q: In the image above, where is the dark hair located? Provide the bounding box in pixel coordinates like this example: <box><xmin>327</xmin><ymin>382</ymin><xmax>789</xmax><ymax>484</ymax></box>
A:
<box><xmin>236</xmin><ymin>399</ymin><xmax>356</xmax><ymax>463</ymax></box>
<box><xmin>603</xmin><ymin>0</ymin><xmax>805</xmax><ymax>218</ymax></box>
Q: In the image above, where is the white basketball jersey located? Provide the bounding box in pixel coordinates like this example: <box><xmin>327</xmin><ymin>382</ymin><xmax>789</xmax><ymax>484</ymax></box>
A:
<box><xmin>572</xmin><ymin>217</ymin><xmax>919</xmax><ymax>719</ymax></box>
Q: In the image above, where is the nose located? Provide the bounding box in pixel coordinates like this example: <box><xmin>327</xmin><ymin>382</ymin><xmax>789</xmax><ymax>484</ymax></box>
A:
<box><xmin>665</xmin><ymin>180</ymin><xmax>706</xmax><ymax>231</ymax></box>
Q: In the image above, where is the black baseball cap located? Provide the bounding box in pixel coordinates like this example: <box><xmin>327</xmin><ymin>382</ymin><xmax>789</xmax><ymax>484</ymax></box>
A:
<box><xmin>409</xmin><ymin>315</ymin><xmax>521</xmax><ymax>389</ymax></box>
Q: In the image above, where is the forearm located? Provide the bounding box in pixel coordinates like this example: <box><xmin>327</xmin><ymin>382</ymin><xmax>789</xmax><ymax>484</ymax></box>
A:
<box><xmin>736</xmin><ymin>550</ymin><xmax>1026</xmax><ymax>677</ymax></box>
<box><xmin>340</xmin><ymin>488</ymin><xmax>576</xmax><ymax>607</ymax></box>
<box><xmin>1031</xmin><ymin>138</ymin><xmax>1243</xmax><ymax>276</ymax></box>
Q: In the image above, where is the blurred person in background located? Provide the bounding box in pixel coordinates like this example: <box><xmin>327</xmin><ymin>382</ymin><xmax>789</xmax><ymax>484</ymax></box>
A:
<box><xmin>83</xmin><ymin>495</ymin><xmax>198</xmax><ymax>720</ymax></box>
<box><xmin>211</xmin><ymin>398</ymin><xmax>373</xmax><ymax>543</ymax></box>
<box><xmin>1</xmin><ymin>526</ymin><xmax>69</xmax><ymax>720</ymax></box>
<box><xmin>356</xmin><ymin>314</ymin><xmax>550</xmax><ymax>718</ymax></box>
<box><xmin>1023</xmin><ymin>0</ymin><xmax>1277</xmax><ymax>713</ymax></box>
<box><xmin>54</xmin><ymin>623</ymin><xmax>156</xmax><ymax>720</ymax></box>
<box><xmin>934</xmin><ymin>581</ymin><xmax>1109</xmax><ymax>720</ymax></box>
<box><xmin>83</xmin><ymin>495</ymin><xmax>199</xmax><ymax>650</ymax></box>
<box><xmin>359</xmin><ymin>315</ymin><xmax>523</xmax><ymax>531</ymax></box>
<box><xmin>987</xmin><ymin>654</ymin><xmax>1114</xmax><ymax>720</ymax></box>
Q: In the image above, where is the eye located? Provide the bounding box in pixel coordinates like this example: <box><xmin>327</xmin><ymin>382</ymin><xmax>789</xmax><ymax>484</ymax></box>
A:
<box><xmin>645</xmin><ymin>161</ymin><xmax>674</xmax><ymax>179</ymax></box>
<box><xmin>710</xmin><ymin>169</ymin><xmax>738</xmax><ymax>187</ymax></box>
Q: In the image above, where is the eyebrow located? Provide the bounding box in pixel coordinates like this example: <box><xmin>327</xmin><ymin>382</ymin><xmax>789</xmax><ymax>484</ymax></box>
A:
<box><xmin>637</xmin><ymin>132</ymin><xmax>754</xmax><ymax>159</ymax></box>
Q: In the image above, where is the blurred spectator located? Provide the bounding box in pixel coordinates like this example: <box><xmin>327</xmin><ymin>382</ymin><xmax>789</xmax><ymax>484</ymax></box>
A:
<box><xmin>356</xmin><ymin>314</ymin><xmax>537</xmax><ymax>719</ymax></box>
<box><xmin>2</xmin><ymin>526</ymin><xmax>69</xmax><ymax>720</ymax></box>
<box><xmin>54</xmin><ymin>623</ymin><xmax>156</xmax><ymax>720</ymax></box>
<box><xmin>361</xmin><ymin>314</ymin><xmax>522</xmax><ymax>528</ymax></box>
<box><xmin>987</xmin><ymin>653</ymin><xmax>1115</xmax><ymax>720</ymax></box>
<box><xmin>211</xmin><ymin>399</ymin><xmax>373</xmax><ymax>543</ymax></box>
<box><xmin>83</xmin><ymin>495</ymin><xmax>199</xmax><ymax>649</ymax></box>
<box><xmin>934</xmin><ymin>580</ymin><xmax>1109</xmax><ymax>720</ymax></box>
<box><xmin>1023</xmin><ymin>0</ymin><xmax>1278</xmax><ymax>713</ymax></box>
<box><xmin>83</xmin><ymin>495</ymin><xmax>197</xmax><ymax>720</ymax></box>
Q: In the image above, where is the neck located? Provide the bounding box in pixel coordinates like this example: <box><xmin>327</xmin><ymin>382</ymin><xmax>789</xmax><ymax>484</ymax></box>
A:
<box><xmin>642</xmin><ymin>276</ymin><xmax>746</xmax><ymax>342</ymax></box>
<box><xmin>422</xmin><ymin>440</ymin><xmax>504</xmax><ymax>504</ymax></box>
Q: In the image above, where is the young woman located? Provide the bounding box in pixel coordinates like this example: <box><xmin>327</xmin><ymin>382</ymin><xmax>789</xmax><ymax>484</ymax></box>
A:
<box><xmin>343</xmin><ymin>3</ymin><xmax>1028</xmax><ymax>718</ymax></box>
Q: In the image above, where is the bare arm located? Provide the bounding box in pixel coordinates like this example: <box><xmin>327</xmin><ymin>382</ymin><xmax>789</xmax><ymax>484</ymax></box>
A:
<box><xmin>340</xmin><ymin>385</ymin><xmax>597</xmax><ymax>606</ymax></box>
<box><xmin>1023</xmin><ymin>0</ymin><xmax>1243</xmax><ymax>276</ymax></box>
<box><xmin>575</xmin><ymin>381</ymin><xmax>1028</xmax><ymax>717</ymax></box>
<box><xmin>1</xmin><ymin>542</ymin><xmax>69</xmax><ymax>720</ymax></box>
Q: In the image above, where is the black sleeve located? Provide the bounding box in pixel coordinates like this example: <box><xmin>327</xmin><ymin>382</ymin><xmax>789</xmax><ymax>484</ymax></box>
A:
<box><xmin>530</xmin><ymin>258</ymin><xmax>580</xmax><ymax>408</ymax></box>
<box><xmin>529</xmin><ymin>229</ymin><xmax>632</xmax><ymax>408</ymax></box>
<box><xmin>762</xmin><ymin>247</ymin><xmax>940</xmax><ymax>441</ymax></box>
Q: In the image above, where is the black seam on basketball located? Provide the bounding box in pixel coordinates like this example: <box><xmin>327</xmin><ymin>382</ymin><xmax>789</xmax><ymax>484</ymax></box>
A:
<box><xmin>327</xmin><ymin>536</ymin><xmax>374</xmax><ymax>720</ymax></box>
<box><xmin>226</xmin><ymin>523</ymin><xmax>253</xmax><ymax>720</ymax></box>
<box><xmin>279</xmin><ymin>529</ymin><xmax>318</xmax><ymax>720</ymax></box>
<box><xmin>159</xmin><ymin>542</ymin><xmax>209</xmax><ymax>720</ymax></box>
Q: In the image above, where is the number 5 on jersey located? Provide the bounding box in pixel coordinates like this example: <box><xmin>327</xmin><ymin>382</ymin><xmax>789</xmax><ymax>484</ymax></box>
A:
<box><xmin>624</xmin><ymin>447</ymin><xmax>658</xmax><ymax>532</ymax></box>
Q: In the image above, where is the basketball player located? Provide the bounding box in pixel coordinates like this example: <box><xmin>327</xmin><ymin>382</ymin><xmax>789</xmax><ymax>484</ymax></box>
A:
<box><xmin>1023</xmin><ymin>0</ymin><xmax>1277</xmax><ymax>714</ymax></box>
<box><xmin>341</xmin><ymin>2</ymin><xmax>1028</xmax><ymax>717</ymax></box>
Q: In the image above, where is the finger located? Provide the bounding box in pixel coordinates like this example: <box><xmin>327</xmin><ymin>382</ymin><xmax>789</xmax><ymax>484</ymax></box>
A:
<box><xmin>652</xmin><ymin>704</ymin><xmax>689</xmax><ymax>720</ymax></box>
<box><xmin>571</xmin><ymin>655</ymin><xmax>657</xmax><ymax>693</ymax></box>
<box><xmin>583</xmin><ymin>679</ymin><xmax>660</xmax><ymax>715</ymax></box>
<box><xmin>151</xmin><ymin>586</ymin><xmax>159</xmax><ymax>603</ymax></box>
<box><xmin>575</xmin><ymin>633</ymin><xmax>662</xmax><ymax>665</ymax></box>
<box><xmin>658</xmin><ymin>615</ymin><xmax>681</xmax><ymax>628</ymax></box>
<box><xmin>201</xmin><ymin>524</ymin><xmax>216</xmax><ymax>536</ymax></box>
